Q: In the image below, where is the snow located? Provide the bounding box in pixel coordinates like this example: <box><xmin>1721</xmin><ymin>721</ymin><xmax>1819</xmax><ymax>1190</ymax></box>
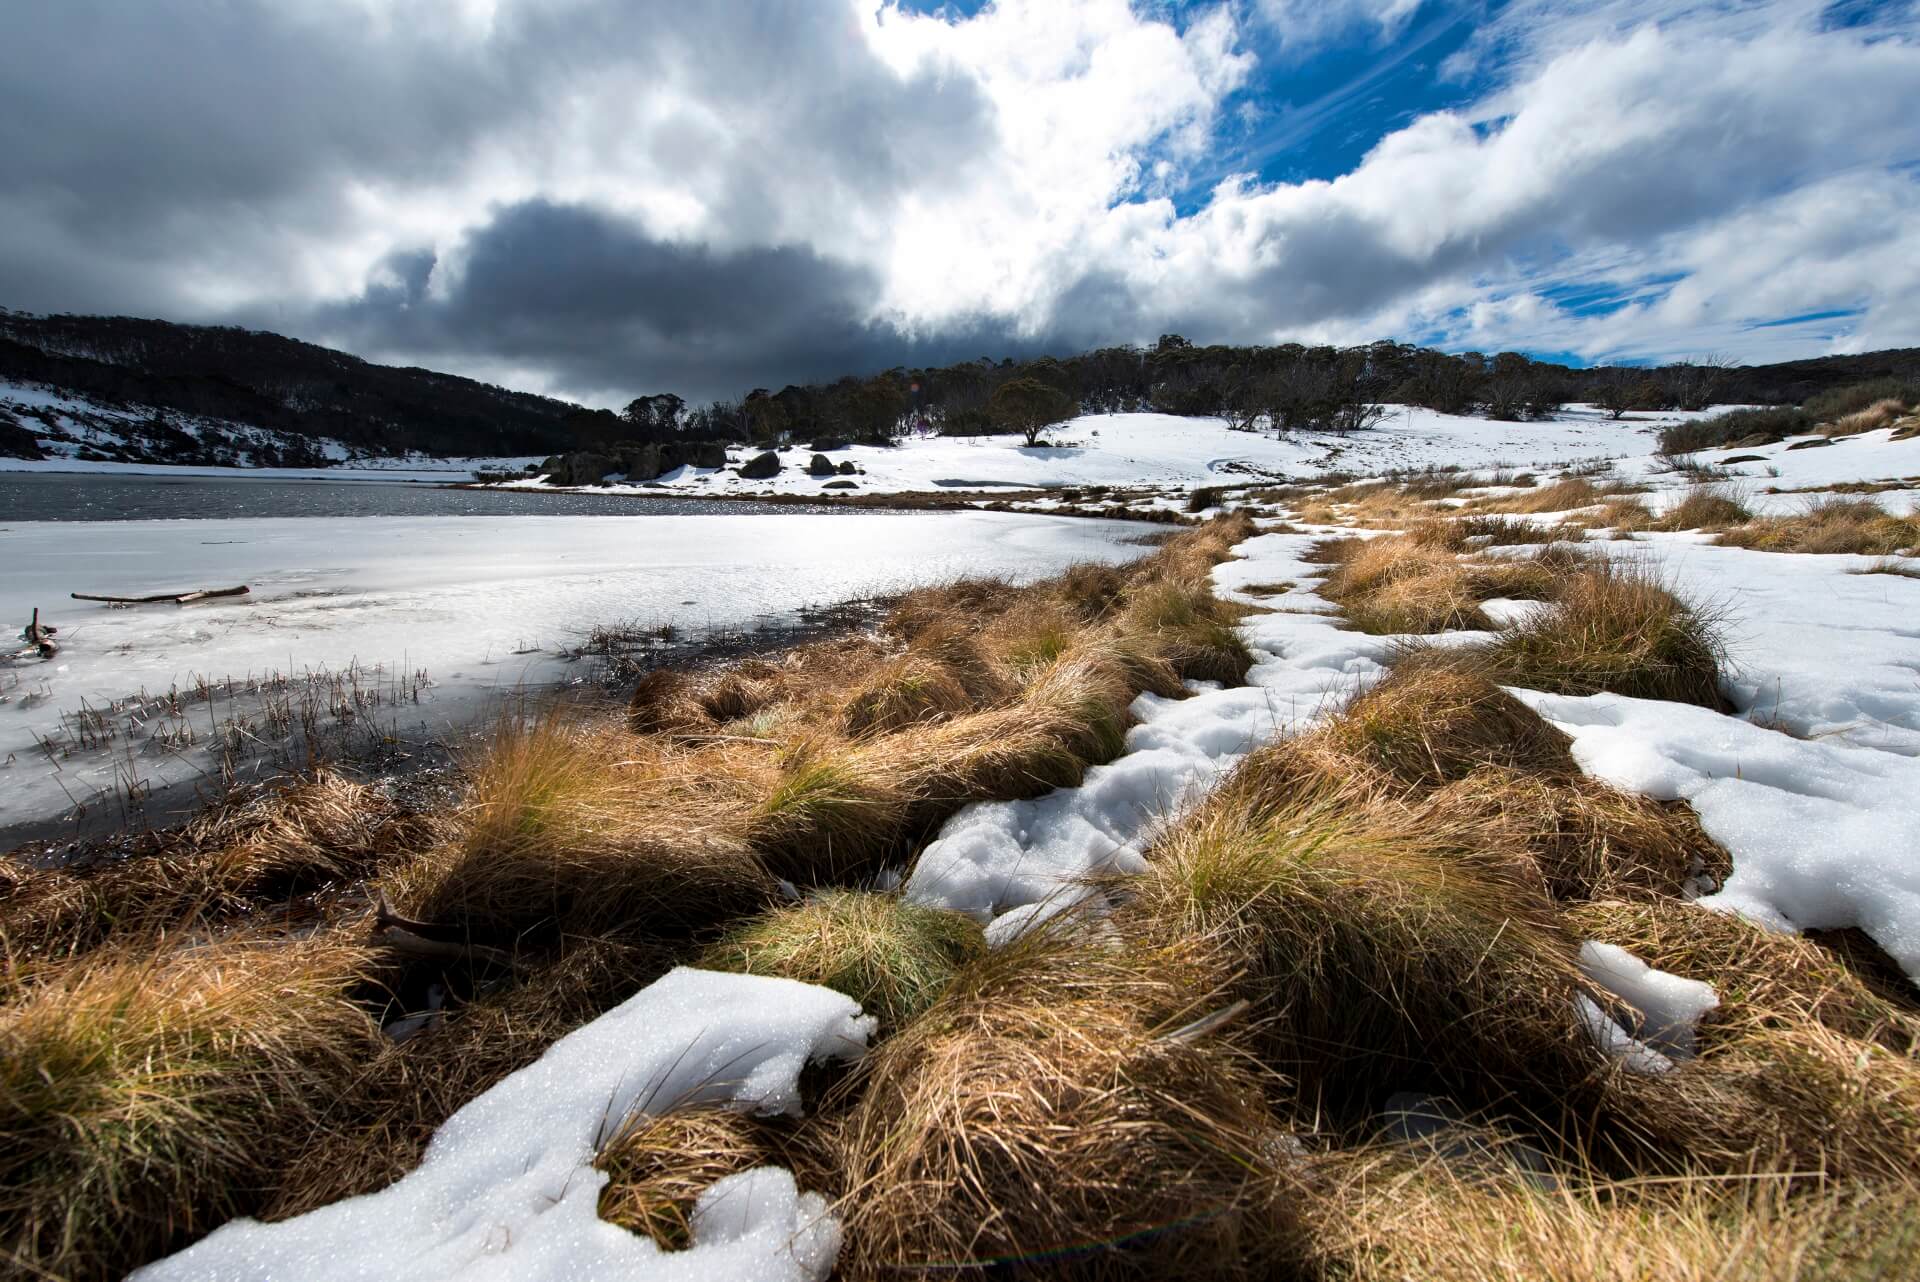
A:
<box><xmin>133</xmin><ymin>967</ymin><xmax>872</xmax><ymax>1282</ymax></box>
<box><xmin>1616</xmin><ymin>425</ymin><xmax>1920</xmax><ymax>518</ymax></box>
<box><xmin>907</xmin><ymin>526</ymin><xmax>1394</xmax><ymax>936</ymax></box>
<box><xmin>0</xmin><ymin>511</ymin><xmax>1149</xmax><ymax>835</ymax></box>
<box><xmin>1578</xmin><ymin>940</ymin><xmax>1718</xmax><ymax>1059</ymax></box>
<box><xmin>1516</xmin><ymin>686</ymin><xmax>1920</xmax><ymax>982</ymax></box>
<box><xmin>514</xmin><ymin>407</ymin><xmax>1697</xmax><ymax>500</ymax></box>
<box><xmin>1574</xmin><ymin>994</ymin><xmax>1676</xmax><ymax>1075</ymax></box>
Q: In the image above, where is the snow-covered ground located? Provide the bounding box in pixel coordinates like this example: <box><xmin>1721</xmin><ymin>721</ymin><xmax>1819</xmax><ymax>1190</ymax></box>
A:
<box><xmin>505</xmin><ymin>406</ymin><xmax>1708</xmax><ymax>498</ymax></box>
<box><xmin>0</xmin><ymin>511</ymin><xmax>1149</xmax><ymax>836</ymax></box>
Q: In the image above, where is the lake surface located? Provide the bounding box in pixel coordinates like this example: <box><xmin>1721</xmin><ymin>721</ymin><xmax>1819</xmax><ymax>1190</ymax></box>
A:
<box><xmin>0</xmin><ymin>471</ymin><xmax>845</xmax><ymax>521</ymax></box>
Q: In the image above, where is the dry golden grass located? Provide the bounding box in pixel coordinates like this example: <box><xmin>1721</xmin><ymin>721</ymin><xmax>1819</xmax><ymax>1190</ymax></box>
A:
<box><xmin>1319</xmin><ymin>535</ymin><xmax>1495</xmax><ymax>634</ymax></box>
<box><xmin>1654</xmin><ymin>486</ymin><xmax>1754</xmax><ymax>532</ymax></box>
<box><xmin>0</xmin><ymin>933</ymin><xmax>382</xmax><ymax>1279</ymax></box>
<box><xmin>1303</xmin><ymin>1155</ymin><xmax>1920</xmax><ymax>1282</ymax></box>
<box><xmin>1478</xmin><ymin>559</ymin><xmax>1729</xmax><ymax>708</ymax></box>
<box><xmin>1120</xmin><ymin>765</ymin><xmax>1596</xmax><ymax>1123</ymax></box>
<box><xmin>1321</xmin><ymin>659</ymin><xmax>1576</xmax><ymax>788</ymax></box>
<box><xmin>1</xmin><ymin>770</ymin><xmax>430</xmax><ymax>962</ymax></box>
<box><xmin>1822</xmin><ymin>397</ymin><xmax>1910</xmax><ymax>438</ymax></box>
<box><xmin>837</xmin><ymin>928</ymin><xmax>1297</xmax><ymax>1279</ymax></box>
<box><xmin>1475</xmin><ymin>478</ymin><xmax>1614</xmax><ymax>514</ymax></box>
<box><xmin>702</xmin><ymin>891</ymin><xmax>984</xmax><ymax>1030</ymax></box>
<box><xmin>1722</xmin><ymin>497</ymin><xmax>1920</xmax><ymax>556</ymax></box>
<box><xmin>594</xmin><ymin>1109</ymin><xmax>772</xmax><ymax>1249</ymax></box>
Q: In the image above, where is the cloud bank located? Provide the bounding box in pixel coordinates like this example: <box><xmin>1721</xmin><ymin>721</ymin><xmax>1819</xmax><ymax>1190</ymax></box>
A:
<box><xmin>1</xmin><ymin>0</ymin><xmax>1915</xmax><ymax>403</ymax></box>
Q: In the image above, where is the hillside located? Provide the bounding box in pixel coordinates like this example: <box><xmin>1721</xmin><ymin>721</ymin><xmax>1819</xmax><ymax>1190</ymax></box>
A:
<box><xmin>0</xmin><ymin>309</ymin><xmax>586</xmax><ymax>463</ymax></box>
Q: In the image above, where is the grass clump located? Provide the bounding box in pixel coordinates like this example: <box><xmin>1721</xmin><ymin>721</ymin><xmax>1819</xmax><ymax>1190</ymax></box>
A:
<box><xmin>0</xmin><ymin>936</ymin><xmax>380</xmax><ymax>1279</ymax></box>
<box><xmin>1323</xmin><ymin>659</ymin><xmax>1576</xmax><ymax>789</ymax></box>
<box><xmin>1319</xmin><ymin>535</ymin><xmax>1493</xmax><ymax>634</ymax></box>
<box><xmin>702</xmin><ymin>890</ymin><xmax>984</xmax><ymax>1029</ymax></box>
<box><xmin>840</xmin><ymin>654</ymin><xmax>973</xmax><ymax>736</ymax></box>
<box><xmin>1120</xmin><ymin>769</ymin><xmax>1593</xmax><ymax>1122</ymax></box>
<box><xmin>1654</xmin><ymin>486</ymin><xmax>1754</xmax><ymax>532</ymax></box>
<box><xmin>1805</xmin><ymin>378</ymin><xmax>1919</xmax><ymax>425</ymax></box>
<box><xmin>838</xmin><ymin>930</ymin><xmax>1297</xmax><ymax>1279</ymax></box>
<box><xmin>594</xmin><ymin>1109</ymin><xmax>769</xmax><ymax>1249</ymax></box>
<box><xmin>1476</xmin><ymin>478</ymin><xmax>1614</xmax><ymax>514</ymax></box>
<box><xmin>1478</xmin><ymin>560</ymin><xmax>1729</xmax><ymax>707</ymax></box>
<box><xmin>1721</xmin><ymin>497</ymin><xmax>1920</xmax><ymax>556</ymax></box>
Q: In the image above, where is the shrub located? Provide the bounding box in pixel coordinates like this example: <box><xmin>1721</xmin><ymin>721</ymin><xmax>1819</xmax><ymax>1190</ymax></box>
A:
<box><xmin>1657</xmin><ymin>407</ymin><xmax>1812</xmax><ymax>455</ymax></box>
<box><xmin>1803</xmin><ymin>378</ymin><xmax>1920</xmax><ymax>424</ymax></box>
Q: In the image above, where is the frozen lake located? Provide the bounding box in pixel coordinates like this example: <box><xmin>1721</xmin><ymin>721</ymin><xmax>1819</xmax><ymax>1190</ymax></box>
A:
<box><xmin>0</xmin><ymin>502</ymin><xmax>1150</xmax><ymax>839</ymax></box>
<box><xmin>0</xmin><ymin>470</ymin><xmax>845</xmax><ymax>521</ymax></box>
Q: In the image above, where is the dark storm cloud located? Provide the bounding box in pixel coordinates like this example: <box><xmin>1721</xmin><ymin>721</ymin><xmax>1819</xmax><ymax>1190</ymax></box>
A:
<box><xmin>0</xmin><ymin>0</ymin><xmax>993</xmax><ymax>320</ymax></box>
<box><xmin>309</xmin><ymin>200</ymin><xmax>1045</xmax><ymax>403</ymax></box>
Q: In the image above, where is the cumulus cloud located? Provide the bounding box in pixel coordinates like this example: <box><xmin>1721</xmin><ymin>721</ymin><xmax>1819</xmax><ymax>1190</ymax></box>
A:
<box><xmin>0</xmin><ymin>0</ymin><xmax>1914</xmax><ymax>403</ymax></box>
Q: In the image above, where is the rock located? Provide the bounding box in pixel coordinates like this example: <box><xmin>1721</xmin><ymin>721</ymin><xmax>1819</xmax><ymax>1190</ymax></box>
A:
<box><xmin>837</xmin><ymin>460</ymin><xmax>857</xmax><ymax>475</ymax></box>
<box><xmin>688</xmin><ymin>440</ymin><xmax>727</xmax><ymax>469</ymax></box>
<box><xmin>1725</xmin><ymin>434</ymin><xmax>1778</xmax><ymax>448</ymax></box>
<box><xmin>810</xmin><ymin>437</ymin><xmax>847</xmax><ymax>452</ymax></box>
<box><xmin>807</xmin><ymin>453</ymin><xmax>837</xmax><ymax>477</ymax></box>
<box><xmin>823</xmin><ymin>479</ymin><xmax>858</xmax><ymax>490</ymax></box>
<box><xmin>1785</xmin><ymin>437</ymin><xmax>1833</xmax><ymax>451</ymax></box>
<box><xmin>737</xmin><ymin>450</ymin><xmax>783</xmax><ymax>479</ymax></box>
<box><xmin>1719</xmin><ymin>454</ymin><xmax>1769</xmax><ymax>464</ymax></box>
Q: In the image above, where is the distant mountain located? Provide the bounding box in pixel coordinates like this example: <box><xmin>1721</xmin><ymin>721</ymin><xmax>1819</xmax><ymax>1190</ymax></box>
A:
<box><xmin>0</xmin><ymin>309</ymin><xmax>589</xmax><ymax>464</ymax></box>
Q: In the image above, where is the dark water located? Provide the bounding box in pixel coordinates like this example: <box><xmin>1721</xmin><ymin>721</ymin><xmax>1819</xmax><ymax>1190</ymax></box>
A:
<box><xmin>0</xmin><ymin>471</ymin><xmax>848</xmax><ymax>521</ymax></box>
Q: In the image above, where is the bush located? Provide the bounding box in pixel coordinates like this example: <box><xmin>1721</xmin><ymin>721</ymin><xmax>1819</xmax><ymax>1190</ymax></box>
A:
<box><xmin>1803</xmin><ymin>378</ymin><xmax>1920</xmax><ymax>424</ymax></box>
<box><xmin>1657</xmin><ymin>406</ymin><xmax>1812</xmax><ymax>454</ymax></box>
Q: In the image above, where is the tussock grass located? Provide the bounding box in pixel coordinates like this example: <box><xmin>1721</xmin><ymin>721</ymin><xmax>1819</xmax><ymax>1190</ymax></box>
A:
<box><xmin>1324</xmin><ymin>659</ymin><xmax>1576</xmax><ymax>788</ymax></box>
<box><xmin>1654</xmin><ymin>486</ymin><xmax>1754</xmax><ymax>532</ymax></box>
<box><xmin>1822</xmin><ymin>396</ymin><xmax>1910</xmax><ymax>438</ymax></box>
<box><xmin>840</xmin><ymin>653</ymin><xmax>975</xmax><ymax>735</ymax></box>
<box><xmin>1454</xmin><ymin>514</ymin><xmax>1578</xmax><ymax>545</ymax></box>
<box><xmin>837</xmin><ymin>928</ymin><xmax>1297</xmax><ymax>1279</ymax></box>
<box><xmin>1476</xmin><ymin>478</ymin><xmax>1616</xmax><ymax>514</ymax></box>
<box><xmin>1320</xmin><ymin>535</ymin><xmax>1494</xmax><ymax>634</ymax></box>
<box><xmin>1304</xmin><ymin>1154</ymin><xmax>1920</xmax><ymax>1282</ymax></box>
<box><xmin>1432</xmin><ymin>767</ymin><xmax>1725</xmax><ymax>902</ymax></box>
<box><xmin>0</xmin><ymin>934</ymin><xmax>381</xmax><ymax>1278</ymax></box>
<box><xmin>1721</xmin><ymin>497</ymin><xmax>1920</xmax><ymax>556</ymax></box>
<box><xmin>595</xmin><ymin>1108</ymin><xmax>769</xmax><ymax>1249</ymax></box>
<box><xmin>394</xmin><ymin>716</ymin><xmax>774</xmax><ymax>942</ymax></box>
<box><xmin>702</xmin><ymin>891</ymin><xmax>984</xmax><ymax>1030</ymax></box>
<box><xmin>1478</xmin><ymin>560</ymin><xmax>1729</xmax><ymax>707</ymax></box>
<box><xmin>1121</xmin><ymin>767</ymin><xmax>1594</xmax><ymax>1121</ymax></box>
<box><xmin>1854</xmin><ymin>556</ymin><xmax>1920</xmax><ymax>578</ymax></box>
<box><xmin>1</xmin><ymin>770</ymin><xmax>430</xmax><ymax>961</ymax></box>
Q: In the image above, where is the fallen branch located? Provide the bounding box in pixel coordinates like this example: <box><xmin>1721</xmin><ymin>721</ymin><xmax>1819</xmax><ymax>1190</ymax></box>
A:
<box><xmin>1158</xmin><ymin>999</ymin><xmax>1252</xmax><ymax>1046</ymax></box>
<box><xmin>71</xmin><ymin>585</ymin><xmax>250</xmax><ymax>605</ymax></box>
<box><xmin>8</xmin><ymin>608</ymin><xmax>58</xmax><ymax>660</ymax></box>
<box><xmin>371</xmin><ymin>893</ymin><xmax>519</xmax><ymax>971</ymax></box>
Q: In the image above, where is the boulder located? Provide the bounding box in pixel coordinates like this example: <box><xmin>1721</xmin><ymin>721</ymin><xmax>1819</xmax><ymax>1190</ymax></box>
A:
<box><xmin>837</xmin><ymin>460</ymin><xmax>857</xmax><ymax>475</ymax></box>
<box><xmin>1785</xmin><ymin>437</ymin><xmax>1833</xmax><ymax>451</ymax></box>
<box><xmin>1719</xmin><ymin>454</ymin><xmax>1769</xmax><ymax>465</ymax></box>
<box><xmin>688</xmin><ymin>440</ymin><xmax>727</xmax><ymax>469</ymax></box>
<box><xmin>810</xmin><ymin>437</ymin><xmax>847</xmax><ymax>452</ymax></box>
<box><xmin>738</xmin><ymin>450</ymin><xmax>783</xmax><ymax>479</ymax></box>
<box><xmin>823</xmin><ymin>479</ymin><xmax>858</xmax><ymax>490</ymax></box>
<box><xmin>807</xmin><ymin>453</ymin><xmax>837</xmax><ymax>476</ymax></box>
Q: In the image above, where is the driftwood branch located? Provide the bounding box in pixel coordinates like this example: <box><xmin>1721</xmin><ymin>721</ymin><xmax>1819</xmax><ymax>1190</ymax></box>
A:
<box><xmin>371</xmin><ymin>893</ymin><xmax>518</xmax><ymax>971</ymax></box>
<box><xmin>8</xmin><ymin>608</ymin><xmax>59</xmax><ymax>660</ymax></box>
<box><xmin>71</xmin><ymin>585</ymin><xmax>250</xmax><ymax>605</ymax></box>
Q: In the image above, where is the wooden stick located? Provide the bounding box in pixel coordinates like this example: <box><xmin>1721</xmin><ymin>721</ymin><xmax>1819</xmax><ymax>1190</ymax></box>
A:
<box><xmin>18</xmin><ymin>608</ymin><xmax>58</xmax><ymax>659</ymax></box>
<box><xmin>72</xmin><ymin>585</ymin><xmax>250</xmax><ymax>605</ymax></box>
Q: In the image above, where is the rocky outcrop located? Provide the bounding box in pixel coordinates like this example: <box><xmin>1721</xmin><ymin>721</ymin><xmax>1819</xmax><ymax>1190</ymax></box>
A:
<box><xmin>541</xmin><ymin>440</ymin><xmax>732</xmax><ymax>485</ymax></box>
<box><xmin>738</xmin><ymin>450</ymin><xmax>783</xmax><ymax>480</ymax></box>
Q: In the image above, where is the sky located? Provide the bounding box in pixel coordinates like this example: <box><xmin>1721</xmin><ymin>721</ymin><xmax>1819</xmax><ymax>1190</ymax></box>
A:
<box><xmin>1</xmin><ymin>0</ymin><xmax>1917</xmax><ymax>406</ymax></box>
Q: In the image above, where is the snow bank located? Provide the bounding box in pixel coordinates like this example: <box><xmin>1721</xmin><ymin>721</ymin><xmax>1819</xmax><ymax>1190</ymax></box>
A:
<box><xmin>1516</xmin><ymin>688</ymin><xmax>1920</xmax><ymax>983</ymax></box>
<box><xmin>1578</xmin><ymin>940</ymin><xmax>1718</xmax><ymax>1058</ymax></box>
<box><xmin>907</xmin><ymin>527</ymin><xmax>1394</xmax><ymax>937</ymax></box>
<box><xmin>133</xmin><ymin>968</ymin><xmax>873</xmax><ymax>1282</ymax></box>
<box><xmin>518</xmin><ymin>407</ymin><xmax>1684</xmax><ymax>501</ymax></box>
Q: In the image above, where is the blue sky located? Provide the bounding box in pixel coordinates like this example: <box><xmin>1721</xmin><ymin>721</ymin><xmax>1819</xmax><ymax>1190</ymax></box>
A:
<box><xmin>1</xmin><ymin>0</ymin><xmax>1916</xmax><ymax>401</ymax></box>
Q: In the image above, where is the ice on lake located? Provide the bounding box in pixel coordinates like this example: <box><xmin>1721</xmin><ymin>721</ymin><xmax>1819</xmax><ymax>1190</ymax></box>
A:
<box><xmin>0</xmin><ymin>509</ymin><xmax>1150</xmax><ymax>836</ymax></box>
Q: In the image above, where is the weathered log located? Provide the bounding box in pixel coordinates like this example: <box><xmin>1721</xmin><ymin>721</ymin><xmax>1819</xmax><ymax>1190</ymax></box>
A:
<box><xmin>71</xmin><ymin>585</ymin><xmax>250</xmax><ymax>605</ymax></box>
<box><xmin>371</xmin><ymin>893</ymin><xmax>519</xmax><ymax>971</ymax></box>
